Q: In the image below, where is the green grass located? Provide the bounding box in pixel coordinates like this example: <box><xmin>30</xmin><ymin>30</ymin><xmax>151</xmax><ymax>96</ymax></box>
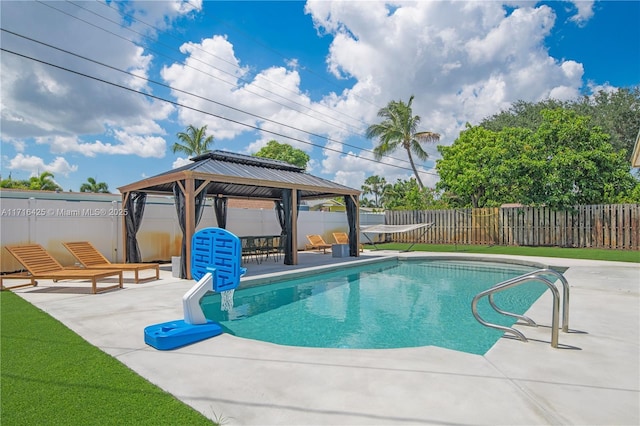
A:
<box><xmin>1</xmin><ymin>291</ymin><xmax>215</xmax><ymax>425</ymax></box>
<box><xmin>364</xmin><ymin>243</ymin><xmax>640</xmax><ymax>263</ymax></box>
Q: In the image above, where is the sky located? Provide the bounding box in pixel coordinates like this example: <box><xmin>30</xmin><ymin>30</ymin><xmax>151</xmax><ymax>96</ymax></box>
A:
<box><xmin>1</xmin><ymin>0</ymin><xmax>639</xmax><ymax>194</ymax></box>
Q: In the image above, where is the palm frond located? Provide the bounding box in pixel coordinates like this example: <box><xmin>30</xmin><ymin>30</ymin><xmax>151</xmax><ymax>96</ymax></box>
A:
<box><xmin>414</xmin><ymin>131</ymin><xmax>440</xmax><ymax>143</ymax></box>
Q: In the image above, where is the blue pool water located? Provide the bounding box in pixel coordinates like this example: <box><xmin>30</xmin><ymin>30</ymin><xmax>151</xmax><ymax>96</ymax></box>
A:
<box><xmin>200</xmin><ymin>259</ymin><xmax>549</xmax><ymax>355</ymax></box>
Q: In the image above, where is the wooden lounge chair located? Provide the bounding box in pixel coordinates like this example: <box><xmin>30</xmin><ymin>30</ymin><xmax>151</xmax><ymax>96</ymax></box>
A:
<box><xmin>332</xmin><ymin>232</ymin><xmax>364</xmax><ymax>252</ymax></box>
<box><xmin>62</xmin><ymin>241</ymin><xmax>159</xmax><ymax>283</ymax></box>
<box><xmin>3</xmin><ymin>244</ymin><xmax>122</xmax><ymax>294</ymax></box>
<box><xmin>305</xmin><ymin>235</ymin><xmax>331</xmax><ymax>253</ymax></box>
<box><xmin>332</xmin><ymin>232</ymin><xmax>349</xmax><ymax>245</ymax></box>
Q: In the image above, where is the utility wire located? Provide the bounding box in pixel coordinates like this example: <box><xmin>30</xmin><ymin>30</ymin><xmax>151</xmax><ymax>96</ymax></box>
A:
<box><xmin>60</xmin><ymin>0</ymin><xmax>365</xmax><ymax>135</ymax></box>
<box><xmin>0</xmin><ymin>27</ymin><xmax>439</xmax><ymax>176</ymax></box>
<box><xmin>37</xmin><ymin>0</ymin><xmax>440</xmax><ymax>169</ymax></box>
<box><xmin>82</xmin><ymin>0</ymin><xmax>441</xmax><ymax>162</ymax></box>
<box><xmin>92</xmin><ymin>0</ymin><xmax>375</xmax><ymax>127</ymax></box>
<box><xmin>2</xmin><ymin>47</ymin><xmax>442</xmax><ymax>177</ymax></box>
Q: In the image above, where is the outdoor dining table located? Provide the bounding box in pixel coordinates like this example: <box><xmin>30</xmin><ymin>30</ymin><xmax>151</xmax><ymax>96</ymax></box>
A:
<box><xmin>239</xmin><ymin>235</ymin><xmax>283</xmax><ymax>264</ymax></box>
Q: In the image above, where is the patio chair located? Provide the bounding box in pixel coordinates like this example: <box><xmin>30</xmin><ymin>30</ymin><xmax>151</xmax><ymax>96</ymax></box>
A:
<box><xmin>305</xmin><ymin>235</ymin><xmax>331</xmax><ymax>253</ymax></box>
<box><xmin>262</xmin><ymin>235</ymin><xmax>285</xmax><ymax>262</ymax></box>
<box><xmin>241</xmin><ymin>236</ymin><xmax>263</xmax><ymax>264</ymax></box>
<box><xmin>332</xmin><ymin>232</ymin><xmax>364</xmax><ymax>252</ymax></box>
<box><xmin>62</xmin><ymin>241</ymin><xmax>159</xmax><ymax>283</ymax></box>
<box><xmin>3</xmin><ymin>244</ymin><xmax>123</xmax><ymax>294</ymax></box>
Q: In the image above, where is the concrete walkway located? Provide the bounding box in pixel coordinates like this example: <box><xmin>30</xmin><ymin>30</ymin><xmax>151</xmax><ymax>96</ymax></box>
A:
<box><xmin>10</xmin><ymin>252</ymin><xmax>640</xmax><ymax>425</ymax></box>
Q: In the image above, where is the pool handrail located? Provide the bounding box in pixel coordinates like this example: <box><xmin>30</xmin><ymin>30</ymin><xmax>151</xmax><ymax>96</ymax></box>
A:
<box><xmin>471</xmin><ymin>269</ymin><xmax>570</xmax><ymax>348</ymax></box>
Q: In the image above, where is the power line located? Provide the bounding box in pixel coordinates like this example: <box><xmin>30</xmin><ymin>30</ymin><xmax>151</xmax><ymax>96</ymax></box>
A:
<box><xmin>61</xmin><ymin>0</ymin><xmax>366</xmax><ymax>135</ymax></box>
<box><xmin>81</xmin><ymin>0</ymin><xmax>442</xmax><ymax>165</ymax></box>
<box><xmin>0</xmin><ymin>27</ymin><xmax>439</xmax><ymax>177</ymax></box>
<box><xmin>94</xmin><ymin>0</ymin><xmax>380</xmax><ymax>124</ymax></box>
<box><xmin>2</xmin><ymin>46</ymin><xmax>442</xmax><ymax>177</ymax></box>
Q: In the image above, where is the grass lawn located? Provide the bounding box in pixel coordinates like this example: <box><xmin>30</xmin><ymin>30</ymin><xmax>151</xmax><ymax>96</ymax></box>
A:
<box><xmin>0</xmin><ymin>291</ymin><xmax>215</xmax><ymax>425</ymax></box>
<box><xmin>364</xmin><ymin>243</ymin><xmax>640</xmax><ymax>263</ymax></box>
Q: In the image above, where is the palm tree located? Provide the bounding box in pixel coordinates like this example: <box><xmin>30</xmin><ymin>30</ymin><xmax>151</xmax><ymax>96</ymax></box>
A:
<box><xmin>172</xmin><ymin>124</ymin><xmax>215</xmax><ymax>157</ymax></box>
<box><xmin>366</xmin><ymin>95</ymin><xmax>440</xmax><ymax>190</ymax></box>
<box><xmin>80</xmin><ymin>177</ymin><xmax>110</xmax><ymax>193</ymax></box>
<box><xmin>361</xmin><ymin>175</ymin><xmax>388</xmax><ymax>208</ymax></box>
<box><xmin>29</xmin><ymin>171</ymin><xmax>62</xmax><ymax>191</ymax></box>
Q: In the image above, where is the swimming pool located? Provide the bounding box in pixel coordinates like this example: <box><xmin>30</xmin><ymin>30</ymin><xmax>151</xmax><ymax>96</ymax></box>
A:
<box><xmin>200</xmin><ymin>259</ymin><xmax>550</xmax><ymax>355</ymax></box>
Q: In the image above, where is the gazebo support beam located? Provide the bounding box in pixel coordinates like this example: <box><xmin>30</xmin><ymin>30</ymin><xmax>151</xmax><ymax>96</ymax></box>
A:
<box><xmin>121</xmin><ymin>192</ymin><xmax>129</xmax><ymax>262</ymax></box>
<box><xmin>291</xmin><ymin>188</ymin><xmax>298</xmax><ymax>264</ymax></box>
<box><xmin>184</xmin><ymin>177</ymin><xmax>195</xmax><ymax>279</ymax></box>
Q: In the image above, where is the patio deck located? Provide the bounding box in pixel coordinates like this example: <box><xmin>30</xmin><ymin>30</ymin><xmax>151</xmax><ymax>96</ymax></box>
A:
<box><xmin>9</xmin><ymin>250</ymin><xmax>640</xmax><ymax>425</ymax></box>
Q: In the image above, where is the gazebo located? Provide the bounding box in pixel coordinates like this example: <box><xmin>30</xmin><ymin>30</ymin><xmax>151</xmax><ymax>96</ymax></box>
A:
<box><xmin>117</xmin><ymin>150</ymin><xmax>361</xmax><ymax>279</ymax></box>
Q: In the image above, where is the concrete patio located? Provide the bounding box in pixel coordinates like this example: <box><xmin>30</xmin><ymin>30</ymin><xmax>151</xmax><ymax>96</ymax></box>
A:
<box><xmin>9</xmin><ymin>251</ymin><xmax>640</xmax><ymax>425</ymax></box>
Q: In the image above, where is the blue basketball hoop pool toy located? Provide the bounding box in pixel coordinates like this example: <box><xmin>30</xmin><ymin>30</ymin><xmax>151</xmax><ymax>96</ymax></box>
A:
<box><xmin>144</xmin><ymin>228</ymin><xmax>246</xmax><ymax>350</ymax></box>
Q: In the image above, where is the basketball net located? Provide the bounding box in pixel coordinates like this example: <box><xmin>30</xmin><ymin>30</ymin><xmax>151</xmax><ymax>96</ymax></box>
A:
<box><xmin>221</xmin><ymin>289</ymin><xmax>235</xmax><ymax>312</ymax></box>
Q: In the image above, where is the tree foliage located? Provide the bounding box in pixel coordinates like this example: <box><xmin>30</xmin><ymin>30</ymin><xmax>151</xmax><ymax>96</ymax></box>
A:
<box><xmin>30</xmin><ymin>172</ymin><xmax>63</xmax><ymax>191</ymax></box>
<box><xmin>1</xmin><ymin>172</ymin><xmax>63</xmax><ymax>191</ymax></box>
<box><xmin>361</xmin><ymin>175</ymin><xmax>387</xmax><ymax>208</ymax></box>
<box><xmin>253</xmin><ymin>140</ymin><xmax>310</xmax><ymax>169</ymax></box>
<box><xmin>360</xmin><ymin>175</ymin><xmax>446</xmax><ymax>210</ymax></box>
<box><xmin>366</xmin><ymin>95</ymin><xmax>439</xmax><ymax>189</ymax></box>
<box><xmin>0</xmin><ymin>176</ymin><xmax>29</xmax><ymax>189</ymax></box>
<box><xmin>480</xmin><ymin>87</ymin><xmax>640</xmax><ymax>162</ymax></box>
<box><xmin>438</xmin><ymin>108</ymin><xmax>639</xmax><ymax>209</ymax></box>
<box><xmin>172</xmin><ymin>124</ymin><xmax>214</xmax><ymax>157</ymax></box>
<box><xmin>80</xmin><ymin>177</ymin><xmax>110</xmax><ymax>193</ymax></box>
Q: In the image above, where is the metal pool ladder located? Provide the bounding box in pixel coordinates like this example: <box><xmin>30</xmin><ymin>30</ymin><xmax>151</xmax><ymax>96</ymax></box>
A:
<box><xmin>471</xmin><ymin>269</ymin><xmax>570</xmax><ymax>348</ymax></box>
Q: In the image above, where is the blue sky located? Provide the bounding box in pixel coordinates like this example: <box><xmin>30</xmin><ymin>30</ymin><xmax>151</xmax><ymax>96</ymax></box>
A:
<box><xmin>1</xmin><ymin>0</ymin><xmax>638</xmax><ymax>193</ymax></box>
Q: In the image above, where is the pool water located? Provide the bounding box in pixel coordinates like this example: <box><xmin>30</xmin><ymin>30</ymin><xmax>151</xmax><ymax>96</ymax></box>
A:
<box><xmin>200</xmin><ymin>259</ymin><xmax>549</xmax><ymax>355</ymax></box>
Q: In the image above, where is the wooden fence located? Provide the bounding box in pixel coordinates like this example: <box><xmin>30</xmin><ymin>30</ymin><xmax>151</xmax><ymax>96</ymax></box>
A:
<box><xmin>384</xmin><ymin>204</ymin><xmax>640</xmax><ymax>250</ymax></box>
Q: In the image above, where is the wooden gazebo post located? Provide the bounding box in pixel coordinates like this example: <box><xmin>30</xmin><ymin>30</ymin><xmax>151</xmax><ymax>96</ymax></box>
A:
<box><xmin>291</xmin><ymin>188</ymin><xmax>298</xmax><ymax>264</ymax></box>
<box><xmin>121</xmin><ymin>192</ymin><xmax>129</xmax><ymax>262</ymax></box>
<box><xmin>184</xmin><ymin>176</ymin><xmax>195</xmax><ymax>279</ymax></box>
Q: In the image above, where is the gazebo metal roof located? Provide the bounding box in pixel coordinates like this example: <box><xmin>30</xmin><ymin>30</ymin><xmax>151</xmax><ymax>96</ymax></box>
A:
<box><xmin>119</xmin><ymin>150</ymin><xmax>359</xmax><ymax>200</ymax></box>
<box><xmin>117</xmin><ymin>150</ymin><xmax>361</xmax><ymax>278</ymax></box>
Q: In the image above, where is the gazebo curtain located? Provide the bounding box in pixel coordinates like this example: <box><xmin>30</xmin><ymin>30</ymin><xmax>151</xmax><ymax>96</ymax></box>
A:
<box><xmin>125</xmin><ymin>192</ymin><xmax>147</xmax><ymax>263</ymax></box>
<box><xmin>214</xmin><ymin>197</ymin><xmax>228</xmax><ymax>229</ymax></box>
<box><xmin>275</xmin><ymin>190</ymin><xmax>300</xmax><ymax>265</ymax></box>
<box><xmin>345</xmin><ymin>195</ymin><xmax>358</xmax><ymax>256</ymax></box>
<box><xmin>173</xmin><ymin>180</ymin><xmax>207</xmax><ymax>278</ymax></box>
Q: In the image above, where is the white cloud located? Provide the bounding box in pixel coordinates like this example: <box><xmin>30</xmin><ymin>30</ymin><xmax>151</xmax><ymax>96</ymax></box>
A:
<box><xmin>35</xmin><ymin>133</ymin><xmax>166</xmax><ymax>158</ymax></box>
<box><xmin>161</xmin><ymin>35</ymin><xmax>366</xmax><ymax>157</ymax></box>
<box><xmin>0</xmin><ymin>0</ymin><xmax>607</xmax><ymax>194</ymax></box>
<box><xmin>114</xmin><ymin>0</ymin><xmax>203</xmax><ymax>37</ymax></box>
<box><xmin>0</xmin><ymin>1</ymin><xmax>174</xmax><ymax>153</ymax></box>
<box><xmin>7</xmin><ymin>153</ymin><xmax>78</xmax><ymax>177</ymax></box>
<box><xmin>586</xmin><ymin>81</ymin><xmax>617</xmax><ymax>95</ymax></box>
<box><xmin>568</xmin><ymin>1</ymin><xmax>595</xmax><ymax>26</ymax></box>
<box><xmin>172</xmin><ymin>157</ymin><xmax>192</xmax><ymax>169</ymax></box>
<box><xmin>303</xmin><ymin>0</ymin><xmax>588</xmax><ymax>189</ymax></box>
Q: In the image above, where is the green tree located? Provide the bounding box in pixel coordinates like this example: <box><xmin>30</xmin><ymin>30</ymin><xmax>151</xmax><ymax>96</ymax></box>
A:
<box><xmin>253</xmin><ymin>140</ymin><xmax>310</xmax><ymax>169</ymax></box>
<box><xmin>520</xmin><ymin>109</ymin><xmax>637</xmax><ymax>208</ymax></box>
<box><xmin>438</xmin><ymin>109</ymin><xmax>639</xmax><ymax>209</ymax></box>
<box><xmin>381</xmin><ymin>178</ymin><xmax>445</xmax><ymax>210</ymax></box>
<box><xmin>481</xmin><ymin>87</ymin><xmax>640</xmax><ymax>162</ymax></box>
<box><xmin>0</xmin><ymin>174</ymin><xmax>30</xmax><ymax>189</ymax></box>
<box><xmin>361</xmin><ymin>175</ymin><xmax>388</xmax><ymax>208</ymax></box>
<box><xmin>480</xmin><ymin>99</ymin><xmax>568</xmax><ymax>132</ymax></box>
<box><xmin>366</xmin><ymin>95</ymin><xmax>440</xmax><ymax>190</ymax></box>
<box><xmin>80</xmin><ymin>177</ymin><xmax>110</xmax><ymax>193</ymax></box>
<box><xmin>573</xmin><ymin>87</ymin><xmax>640</xmax><ymax>160</ymax></box>
<box><xmin>436</xmin><ymin>125</ymin><xmax>530</xmax><ymax>208</ymax></box>
<box><xmin>172</xmin><ymin>124</ymin><xmax>214</xmax><ymax>157</ymax></box>
<box><xmin>28</xmin><ymin>171</ymin><xmax>62</xmax><ymax>191</ymax></box>
<box><xmin>360</xmin><ymin>197</ymin><xmax>377</xmax><ymax>209</ymax></box>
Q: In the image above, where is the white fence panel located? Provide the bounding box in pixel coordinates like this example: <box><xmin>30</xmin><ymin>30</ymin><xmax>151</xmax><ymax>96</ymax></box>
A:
<box><xmin>1</xmin><ymin>190</ymin><xmax>384</xmax><ymax>273</ymax></box>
